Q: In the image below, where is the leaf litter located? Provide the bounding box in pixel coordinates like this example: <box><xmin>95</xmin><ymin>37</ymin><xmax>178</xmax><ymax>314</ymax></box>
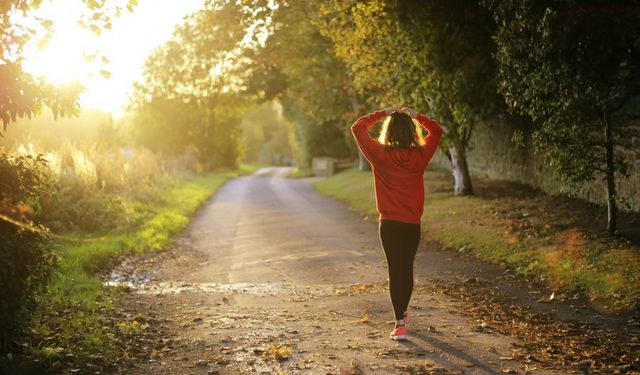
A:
<box><xmin>429</xmin><ymin>278</ymin><xmax>640</xmax><ymax>373</ymax></box>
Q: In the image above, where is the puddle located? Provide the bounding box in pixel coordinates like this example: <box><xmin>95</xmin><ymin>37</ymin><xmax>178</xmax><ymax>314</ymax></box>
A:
<box><xmin>103</xmin><ymin>254</ymin><xmax>382</xmax><ymax>299</ymax></box>
<box><xmin>105</xmin><ymin>269</ymin><xmax>152</xmax><ymax>289</ymax></box>
<box><xmin>107</xmin><ymin>280</ymin><xmax>334</xmax><ymax>297</ymax></box>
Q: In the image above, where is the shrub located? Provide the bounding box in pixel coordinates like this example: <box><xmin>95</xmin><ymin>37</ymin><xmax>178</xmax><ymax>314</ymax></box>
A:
<box><xmin>42</xmin><ymin>189</ymin><xmax>136</xmax><ymax>233</ymax></box>
<box><xmin>15</xmin><ymin>141</ymin><xmax>174</xmax><ymax>233</ymax></box>
<box><xmin>0</xmin><ymin>153</ymin><xmax>57</xmax><ymax>356</ymax></box>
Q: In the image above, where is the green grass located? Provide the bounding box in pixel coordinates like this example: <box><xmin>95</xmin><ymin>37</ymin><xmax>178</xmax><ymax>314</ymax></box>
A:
<box><xmin>25</xmin><ymin>166</ymin><xmax>254</xmax><ymax>371</ymax></box>
<box><xmin>314</xmin><ymin>167</ymin><xmax>640</xmax><ymax>312</ymax></box>
<box><xmin>287</xmin><ymin>167</ymin><xmax>315</xmax><ymax>178</ymax></box>
<box><xmin>313</xmin><ymin>167</ymin><xmax>377</xmax><ymax>215</ymax></box>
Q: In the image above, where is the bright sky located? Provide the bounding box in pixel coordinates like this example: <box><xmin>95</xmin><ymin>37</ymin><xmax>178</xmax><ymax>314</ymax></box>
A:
<box><xmin>21</xmin><ymin>0</ymin><xmax>205</xmax><ymax>118</ymax></box>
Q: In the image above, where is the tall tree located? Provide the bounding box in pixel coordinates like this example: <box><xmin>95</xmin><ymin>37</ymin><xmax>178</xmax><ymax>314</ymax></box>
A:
<box><xmin>242</xmin><ymin>1</ymin><xmax>358</xmax><ymax>168</ymax></box>
<box><xmin>130</xmin><ymin>0</ymin><xmax>253</xmax><ymax>169</ymax></box>
<box><xmin>485</xmin><ymin>0</ymin><xmax>640</xmax><ymax>235</ymax></box>
<box><xmin>316</xmin><ymin>0</ymin><xmax>501</xmax><ymax>195</ymax></box>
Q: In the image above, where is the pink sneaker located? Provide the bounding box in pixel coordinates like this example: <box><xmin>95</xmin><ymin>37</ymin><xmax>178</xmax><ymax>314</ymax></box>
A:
<box><xmin>389</xmin><ymin>325</ymin><xmax>407</xmax><ymax>341</ymax></box>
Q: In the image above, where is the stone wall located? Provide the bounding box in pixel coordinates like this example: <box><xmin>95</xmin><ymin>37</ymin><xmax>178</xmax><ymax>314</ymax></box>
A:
<box><xmin>430</xmin><ymin>119</ymin><xmax>640</xmax><ymax>213</ymax></box>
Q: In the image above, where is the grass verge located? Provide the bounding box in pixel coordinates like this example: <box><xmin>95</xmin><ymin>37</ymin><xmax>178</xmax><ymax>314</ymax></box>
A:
<box><xmin>314</xmin><ymin>167</ymin><xmax>640</xmax><ymax>312</ymax></box>
<box><xmin>287</xmin><ymin>167</ymin><xmax>315</xmax><ymax>178</ymax></box>
<box><xmin>19</xmin><ymin>166</ymin><xmax>254</xmax><ymax>372</ymax></box>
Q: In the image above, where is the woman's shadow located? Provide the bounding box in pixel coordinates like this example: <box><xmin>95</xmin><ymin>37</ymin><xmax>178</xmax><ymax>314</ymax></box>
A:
<box><xmin>397</xmin><ymin>331</ymin><xmax>502</xmax><ymax>375</ymax></box>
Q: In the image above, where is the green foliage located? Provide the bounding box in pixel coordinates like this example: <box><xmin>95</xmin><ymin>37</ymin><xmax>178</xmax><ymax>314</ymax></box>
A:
<box><xmin>485</xmin><ymin>0</ymin><xmax>640</xmax><ymax>233</ymax></box>
<box><xmin>244</xmin><ymin>1</ymin><xmax>356</xmax><ymax>168</ymax></box>
<box><xmin>129</xmin><ymin>0</ymin><xmax>255</xmax><ymax>170</ymax></box>
<box><xmin>0</xmin><ymin>153</ymin><xmax>57</xmax><ymax>355</ymax></box>
<box><xmin>313</xmin><ymin>167</ymin><xmax>377</xmax><ymax>216</ymax></box>
<box><xmin>131</xmin><ymin>96</ymin><xmax>242</xmax><ymax>170</ymax></box>
<box><xmin>281</xmin><ymin>96</ymin><xmax>353</xmax><ymax>168</ymax></box>
<box><xmin>315</xmin><ymin>0</ymin><xmax>501</xmax><ymax>194</ymax></box>
<box><xmin>485</xmin><ymin>0</ymin><xmax>640</xmax><ymax>183</ymax></box>
<box><xmin>317</xmin><ymin>0</ymin><xmax>501</xmax><ymax>135</ymax></box>
<box><xmin>9</xmin><ymin>140</ymin><xmax>177</xmax><ymax>233</ymax></box>
<box><xmin>0</xmin><ymin>152</ymin><xmax>55</xmax><ymax>207</ymax></box>
<box><xmin>0</xmin><ymin>0</ymin><xmax>135</xmax><ymax>129</ymax></box>
<box><xmin>241</xmin><ymin>102</ymin><xmax>292</xmax><ymax>164</ymax></box>
<box><xmin>131</xmin><ymin>97</ymin><xmax>204</xmax><ymax>158</ymax></box>
<box><xmin>0</xmin><ymin>65</ymin><xmax>83</xmax><ymax>127</ymax></box>
<box><xmin>44</xmin><ymin>190</ymin><xmax>136</xmax><ymax>233</ymax></box>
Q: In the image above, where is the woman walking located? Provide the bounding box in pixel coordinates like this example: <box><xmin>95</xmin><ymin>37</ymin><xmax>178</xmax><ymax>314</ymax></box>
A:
<box><xmin>351</xmin><ymin>106</ymin><xmax>444</xmax><ymax>341</ymax></box>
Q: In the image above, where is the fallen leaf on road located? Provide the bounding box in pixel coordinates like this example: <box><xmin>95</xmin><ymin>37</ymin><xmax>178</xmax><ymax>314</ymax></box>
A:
<box><xmin>335</xmin><ymin>288</ymin><xmax>347</xmax><ymax>295</ymax></box>
<box><xmin>475</xmin><ymin>321</ymin><xmax>491</xmax><ymax>333</ymax></box>
<box><xmin>357</xmin><ymin>315</ymin><xmax>369</xmax><ymax>324</ymax></box>
<box><xmin>355</xmin><ymin>284</ymin><xmax>369</xmax><ymax>292</ymax></box>
<box><xmin>460</xmin><ymin>360</ymin><xmax>474</xmax><ymax>367</ymax></box>
<box><xmin>263</xmin><ymin>343</ymin><xmax>292</xmax><ymax>361</ymax></box>
<box><xmin>537</xmin><ymin>291</ymin><xmax>555</xmax><ymax>303</ymax></box>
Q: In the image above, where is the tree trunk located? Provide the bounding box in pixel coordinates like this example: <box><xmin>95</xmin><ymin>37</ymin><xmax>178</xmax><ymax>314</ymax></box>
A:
<box><xmin>448</xmin><ymin>143</ymin><xmax>473</xmax><ymax>195</ymax></box>
<box><xmin>358</xmin><ymin>151</ymin><xmax>371</xmax><ymax>171</ymax></box>
<box><xmin>604</xmin><ymin>114</ymin><xmax>617</xmax><ymax>236</ymax></box>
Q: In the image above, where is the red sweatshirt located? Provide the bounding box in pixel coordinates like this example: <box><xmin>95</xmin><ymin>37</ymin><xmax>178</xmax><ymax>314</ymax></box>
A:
<box><xmin>351</xmin><ymin>110</ymin><xmax>443</xmax><ymax>224</ymax></box>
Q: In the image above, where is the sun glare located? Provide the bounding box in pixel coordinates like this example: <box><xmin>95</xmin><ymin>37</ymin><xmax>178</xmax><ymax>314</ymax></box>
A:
<box><xmin>20</xmin><ymin>0</ymin><xmax>205</xmax><ymax>117</ymax></box>
<box><xmin>20</xmin><ymin>2</ymin><xmax>92</xmax><ymax>85</ymax></box>
<box><xmin>25</xmin><ymin>30</ymin><xmax>94</xmax><ymax>85</ymax></box>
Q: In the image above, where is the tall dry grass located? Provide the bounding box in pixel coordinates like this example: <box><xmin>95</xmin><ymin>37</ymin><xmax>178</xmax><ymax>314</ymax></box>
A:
<box><xmin>13</xmin><ymin>141</ymin><xmax>199</xmax><ymax>233</ymax></box>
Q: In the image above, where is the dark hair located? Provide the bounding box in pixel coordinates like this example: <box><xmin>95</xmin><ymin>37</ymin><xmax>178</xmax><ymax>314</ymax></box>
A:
<box><xmin>378</xmin><ymin>111</ymin><xmax>423</xmax><ymax>150</ymax></box>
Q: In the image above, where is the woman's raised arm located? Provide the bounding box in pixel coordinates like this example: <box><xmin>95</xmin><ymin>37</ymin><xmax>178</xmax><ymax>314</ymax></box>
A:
<box><xmin>351</xmin><ymin>107</ymin><xmax>397</xmax><ymax>164</ymax></box>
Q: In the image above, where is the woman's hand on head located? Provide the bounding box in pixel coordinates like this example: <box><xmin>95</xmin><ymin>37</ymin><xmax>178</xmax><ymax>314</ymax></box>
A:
<box><xmin>400</xmin><ymin>106</ymin><xmax>418</xmax><ymax>119</ymax></box>
<box><xmin>383</xmin><ymin>106</ymin><xmax>400</xmax><ymax>116</ymax></box>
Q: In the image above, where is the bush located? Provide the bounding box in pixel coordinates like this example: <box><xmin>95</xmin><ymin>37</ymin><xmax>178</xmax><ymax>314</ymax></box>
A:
<box><xmin>0</xmin><ymin>153</ymin><xmax>57</xmax><ymax>356</ymax></box>
<box><xmin>42</xmin><ymin>189</ymin><xmax>136</xmax><ymax>233</ymax></box>
<box><xmin>14</xmin><ymin>141</ymin><xmax>176</xmax><ymax>233</ymax></box>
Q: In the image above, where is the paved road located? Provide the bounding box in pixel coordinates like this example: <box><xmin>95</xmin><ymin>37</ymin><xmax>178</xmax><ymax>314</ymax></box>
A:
<box><xmin>185</xmin><ymin>167</ymin><xmax>387</xmax><ymax>286</ymax></box>
<box><xmin>123</xmin><ymin>167</ymin><xmax>568</xmax><ymax>374</ymax></box>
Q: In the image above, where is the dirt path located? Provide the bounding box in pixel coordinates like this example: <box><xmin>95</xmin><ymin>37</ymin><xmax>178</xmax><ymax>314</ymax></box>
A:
<box><xmin>113</xmin><ymin>167</ymin><xmax>638</xmax><ymax>375</ymax></box>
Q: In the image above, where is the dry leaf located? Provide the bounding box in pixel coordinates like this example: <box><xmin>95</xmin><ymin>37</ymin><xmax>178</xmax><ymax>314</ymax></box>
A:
<box><xmin>263</xmin><ymin>343</ymin><xmax>292</xmax><ymax>361</ymax></box>
<box><xmin>537</xmin><ymin>291</ymin><xmax>555</xmax><ymax>303</ymax></box>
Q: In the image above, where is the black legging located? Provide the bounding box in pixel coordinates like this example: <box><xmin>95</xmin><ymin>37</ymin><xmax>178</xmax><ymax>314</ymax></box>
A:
<box><xmin>379</xmin><ymin>219</ymin><xmax>421</xmax><ymax>320</ymax></box>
